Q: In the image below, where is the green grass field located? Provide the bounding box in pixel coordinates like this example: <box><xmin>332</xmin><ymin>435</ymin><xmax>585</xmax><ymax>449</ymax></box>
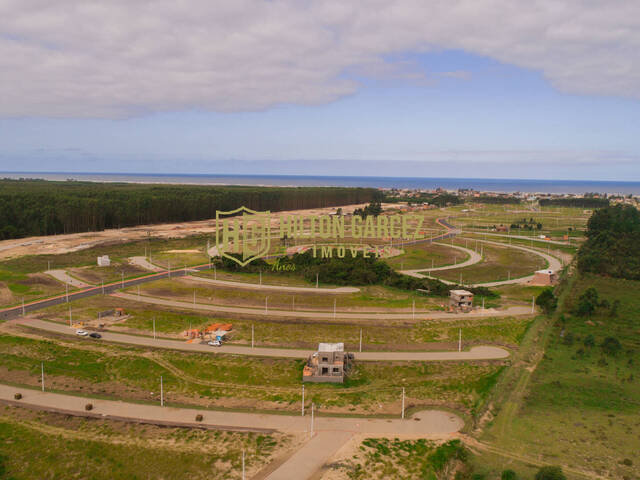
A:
<box><xmin>475</xmin><ymin>273</ymin><xmax>640</xmax><ymax>479</ymax></box>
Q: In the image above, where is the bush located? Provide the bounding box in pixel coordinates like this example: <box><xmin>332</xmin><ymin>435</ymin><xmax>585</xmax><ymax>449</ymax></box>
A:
<box><xmin>195</xmin><ymin>414</ymin><xmax>203</xmax><ymax>422</ymax></box>
<box><xmin>535</xmin><ymin>466</ymin><xmax>566</xmax><ymax>480</ymax></box>
<box><xmin>85</xmin><ymin>403</ymin><xmax>93</xmax><ymax>411</ymax></box>
<box><xmin>14</xmin><ymin>393</ymin><xmax>22</xmax><ymax>400</ymax></box>
<box><xmin>575</xmin><ymin>287</ymin><xmax>600</xmax><ymax>317</ymax></box>
<box><xmin>601</xmin><ymin>337</ymin><xmax>622</xmax><ymax>356</ymax></box>
<box><xmin>536</xmin><ymin>288</ymin><xmax>557</xmax><ymax>315</ymax></box>
<box><xmin>501</xmin><ymin>470</ymin><xmax>517</xmax><ymax>480</ymax></box>
<box><xmin>583</xmin><ymin>334</ymin><xmax>595</xmax><ymax>348</ymax></box>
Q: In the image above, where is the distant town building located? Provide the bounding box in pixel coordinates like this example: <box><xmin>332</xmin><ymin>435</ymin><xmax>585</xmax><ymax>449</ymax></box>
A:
<box><xmin>449</xmin><ymin>289</ymin><xmax>474</xmax><ymax>312</ymax></box>
<box><xmin>97</xmin><ymin>255</ymin><xmax>111</xmax><ymax>267</ymax></box>
<box><xmin>303</xmin><ymin>343</ymin><xmax>354</xmax><ymax>383</ymax></box>
<box><xmin>531</xmin><ymin>269</ymin><xmax>558</xmax><ymax>286</ymax></box>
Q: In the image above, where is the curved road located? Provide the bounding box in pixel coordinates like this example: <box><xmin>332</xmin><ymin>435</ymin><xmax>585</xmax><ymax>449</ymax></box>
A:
<box><xmin>15</xmin><ymin>318</ymin><xmax>510</xmax><ymax>361</ymax></box>
<box><xmin>112</xmin><ymin>291</ymin><xmax>532</xmax><ymax>320</ymax></box>
<box><xmin>400</xmin><ymin>241</ymin><xmax>482</xmax><ymax>277</ymax></box>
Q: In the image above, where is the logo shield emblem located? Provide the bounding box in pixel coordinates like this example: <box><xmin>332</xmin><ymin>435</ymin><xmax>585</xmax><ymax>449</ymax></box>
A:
<box><xmin>215</xmin><ymin>207</ymin><xmax>271</xmax><ymax>266</ymax></box>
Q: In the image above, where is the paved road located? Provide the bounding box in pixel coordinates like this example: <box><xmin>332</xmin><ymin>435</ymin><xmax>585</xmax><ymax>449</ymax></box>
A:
<box><xmin>112</xmin><ymin>292</ymin><xmax>532</xmax><ymax>320</ymax></box>
<box><xmin>182</xmin><ymin>275</ymin><xmax>360</xmax><ymax>294</ymax></box>
<box><xmin>45</xmin><ymin>269</ymin><xmax>92</xmax><ymax>288</ymax></box>
<box><xmin>15</xmin><ymin>318</ymin><xmax>511</xmax><ymax>361</ymax></box>
<box><xmin>459</xmin><ymin>230</ymin><xmax>571</xmax><ymax>246</ymax></box>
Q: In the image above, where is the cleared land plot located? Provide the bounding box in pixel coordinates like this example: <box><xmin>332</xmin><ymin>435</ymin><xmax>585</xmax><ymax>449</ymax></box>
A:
<box><xmin>0</xmin><ymin>333</ymin><xmax>505</xmax><ymax>415</ymax></box>
<box><xmin>127</xmin><ymin>279</ymin><xmax>446</xmax><ymax>312</ymax></box>
<box><xmin>432</xmin><ymin>241</ymin><xmax>547</xmax><ymax>284</ymax></box>
<box><xmin>0</xmin><ymin>270</ymin><xmax>64</xmax><ymax>307</ymax></box>
<box><xmin>0</xmin><ymin>404</ymin><xmax>291</xmax><ymax>480</ymax></box>
<box><xmin>384</xmin><ymin>241</ymin><xmax>469</xmax><ymax>270</ymax></box>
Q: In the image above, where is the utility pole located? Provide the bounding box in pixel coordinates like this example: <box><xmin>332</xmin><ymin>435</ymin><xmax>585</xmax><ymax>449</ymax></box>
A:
<box><xmin>214</xmin><ymin>265</ymin><xmax>217</xmax><ymax>280</ymax></box>
<box><xmin>531</xmin><ymin>296</ymin><xmax>535</xmax><ymax>313</ymax></box>
<box><xmin>242</xmin><ymin>450</ymin><xmax>245</xmax><ymax>480</ymax></box>
<box><xmin>153</xmin><ymin>317</ymin><xmax>156</xmax><ymax>339</ymax></box>
<box><xmin>47</xmin><ymin>260</ymin><xmax>51</xmax><ymax>271</ymax></box>
<box><xmin>310</xmin><ymin>403</ymin><xmax>315</xmax><ymax>437</ymax></box>
<box><xmin>333</xmin><ymin>298</ymin><xmax>336</xmax><ymax>319</ymax></box>
<box><xmin>160</xmin><ymin>376</ymin><xmax>164</xmax><ymax>407</ymax></box>
<box><xmin>193</xmin><ymin>289</ymin><xmax>196</xmax><ymax>305</ymax></box>
<box><xmin>265</xmin><ymin>297</ymin><xmax>268</xmax><ymax>314</ymax></box>
<box><xmin>65</xmin><ymin>283</ymin><xmax>69</xmax><ymax>303</ymax></box>
<box><xmin>359</xmin><ymin>328</ymin><xmax>363</xmax><ymax>353</ymax></box>
<box><xmin>259</xmin><ymin>270</ymin><xmax>262</xmax><ymax>285</ymax></box>
<box><xmin>138</xmin><ymin>285</ymin><xmax>140</xmax><ymax>298</ymax></box>
<box><xmin>22</xmin><ymin>297</ymin><xmax>25</xmax><ymax>316</ymax></box>
<box><xmin>292</xmin><ymin>296</ymin><xmax>295</xmax><ymax>310</ymax></box>
<box><xmin>121</xmin><ymin>271</ymin><xmax>124</xmax><ymax>288</ymax></box>
<box><xmin>316</xmin><ymin>273</ymin><xmax>319</xmax><ymax>289</ymax></box>
<box><xmin>301</xmin><ymin>384</ymin><xmax>305</xmax><ymax>416</ymax></box>
<box><xmin>168</xmin><ymin>261</ymin><xmax>171</xmax><ymax>279</ymax></box>
<box><xmin>41</xmin><ymin>362</ymin><xmax>45</xmax><ymax>392</ymax></box>
<box><xmin>401</xmin><ymin>388</ymin><xmax>405</xmax><ymax>419</ymax></box>
<box><xmin>251</xmin><ymin>324</ymin><xmax>254</xmax><ymax>349</ymax></box>
<box><xmin>458</xmin><ymin>328</ymin><xmax>462</xmax><ymax>352</ymax></box>
<box><xmin>412</xmin><ymin>299</ymin><xmax>415</xmax><ymax>321</ymax></box>
<box><xmin>101</xmin><ymin>280</ymin><xmax>104</xmax><ymax>295</ymax></box>
<box><xmin>69</xmin><ymin>306</ymin><xmax>72</xmax><ymax>326</ymax></box>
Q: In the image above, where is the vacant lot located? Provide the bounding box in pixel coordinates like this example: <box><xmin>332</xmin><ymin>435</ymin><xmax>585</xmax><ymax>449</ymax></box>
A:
<box><xmin>0</xmin><ymin>404</ymin><xmax>292</xmax><ymax>480</ymax></box>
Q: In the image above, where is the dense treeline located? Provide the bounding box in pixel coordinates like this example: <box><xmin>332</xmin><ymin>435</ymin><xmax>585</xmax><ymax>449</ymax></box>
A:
<box><xmin>577</xmin><ymin>205</ymin><xmax>640</xmax><ymax>280</ymax></box>
<box><xmin>539</xmin><ymin>197</ymin><xmax>609</xmax><ymax>208</ymax></box>
<box><xmin>383</xmin><ymin>193</ymin><xmax>462</xmax><ymax>207</ymax></box>
<box><xmin>273</xmin><ymin>250</ymin><xmax>497</xmax><ymax>298</ymax></box>
<box><xmin>0</xmin><ymin>179</ymin><xmax>375</xmax><ymax>240</ymax></box>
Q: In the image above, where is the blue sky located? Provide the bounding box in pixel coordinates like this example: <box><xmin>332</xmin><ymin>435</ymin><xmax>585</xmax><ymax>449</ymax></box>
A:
<box><xmin>1</xmin><ymin>1</ymin><xmax>639</xmax><ymax>180</ymax></box>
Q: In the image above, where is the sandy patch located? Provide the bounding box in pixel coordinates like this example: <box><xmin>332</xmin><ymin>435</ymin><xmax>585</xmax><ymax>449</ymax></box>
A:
<box><xmin>163</xmin><ymin>249</ymin><xmax>201</xmax><ymax>253</ymax></box>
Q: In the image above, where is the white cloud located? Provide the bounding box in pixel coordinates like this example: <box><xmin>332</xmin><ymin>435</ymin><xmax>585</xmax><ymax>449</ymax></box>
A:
<box><xmin>0</xmin><ymin>0</ymin><xmax>639</xmax><ymax>117</ymax></box>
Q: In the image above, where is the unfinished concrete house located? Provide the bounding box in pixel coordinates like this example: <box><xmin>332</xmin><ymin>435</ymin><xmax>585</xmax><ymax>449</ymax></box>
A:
<box><xmin>449</xmin><ymin>289</ymin><xmax>474</xmax><ymax>312</ymax></box>
<box><xmin>531</xmin><ymin>269</ymin><xmax>558</xmax><ymax>286</ymax></box>
<box><xmin>303</xmin><ymin>343</ymin><xmax>354</xmax><ymax>384</ymax></box>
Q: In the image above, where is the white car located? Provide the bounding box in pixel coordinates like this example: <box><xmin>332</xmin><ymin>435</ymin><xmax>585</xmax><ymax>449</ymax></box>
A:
<box><xmin>75</xmin><ymin>329</ymin><xmax>88</xmax><ymax>336</ymax></box>
<box><xmin>207</xmin><ymin>340</ymin><xmax>222</xmax><ymax>347</ymax></box>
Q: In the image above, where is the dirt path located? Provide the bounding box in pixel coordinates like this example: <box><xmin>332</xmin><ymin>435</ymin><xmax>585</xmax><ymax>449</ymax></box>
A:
<box><xmin>112</xmin><ymin>292</ymin><xmax>532</xmax><ymax>320</ymax></box>
<box><xmin>45</xmin><ymin>269</ymin><xmax>92</xmax><ymax>288</ymax></box>
<box><xmin>14</xmin><ymin>319</ymin><xmax>511</xmax><ymax>361</ymax></box>
<box><xmin>182</xmin><ymin>275</ymin><xmax>360</xmax><ymax>294</ymax></box>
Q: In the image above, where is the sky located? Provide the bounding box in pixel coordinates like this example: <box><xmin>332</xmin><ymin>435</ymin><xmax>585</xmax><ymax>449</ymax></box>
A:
<box><xmin>0</xmin><ymin>1</ymin><xmax>639</xmax><ymax>180</ymax></box>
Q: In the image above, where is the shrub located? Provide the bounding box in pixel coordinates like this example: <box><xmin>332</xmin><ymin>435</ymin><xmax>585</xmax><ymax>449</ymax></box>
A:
<box><xmin>583</xmin><ymin>334</ymin><xmax>595</xmax><ymax>348</ymax></box>
<box><xmin>195</xmin><ymin>414</ymin><xmax>203</xmax><ymax>422</ymax></box>
<box><xmin>601</xmin><ymin>337</ymin><xmax>622</xmax><ymax>356</ymax></box>
<box><xmin>85</xmin><ymin>403</ymin><xmax>93</xmax><ymax>411</ymax></box>
<box><xmin>575</xmin><ymin>287</ymin><xmax>600</xmax><ymax>317</ymax></box>
<box><xmin>14</xmin><ymin>393</ymin><xmax>22</xmax><ymax>400</ymax></box>
<box><xmin>536</xmin><ymin>288</ymin><xmax>558</xmax><ymax>315</ymax></box>
<box><xmin>535</xmin><ymin>466</ymin><xmax>567</xmax><ymax>480</ymax></box>
<box><xmin>501</xmin><ymin>471</ymin><xmax>517</xmax><ymax>480</ymax></box>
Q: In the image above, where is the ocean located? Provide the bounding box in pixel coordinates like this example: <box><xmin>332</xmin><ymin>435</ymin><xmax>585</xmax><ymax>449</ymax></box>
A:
<box><xmin>2</xmin><ymin>172</ymin><xmax>640</xmax><ymax>195</ymax></box>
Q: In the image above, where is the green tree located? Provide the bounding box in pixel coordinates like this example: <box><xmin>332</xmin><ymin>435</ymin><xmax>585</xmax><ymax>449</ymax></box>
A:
<box><xmin>536</xmin><ymin>288</ymin><xmax>557</xmax><ymax>315</ymax></box>
<box><xmin>601</xmin><ymin>336</ymin><xmax>622</xmax><ymax>356</ymax></box>
<box><xmin>534</xmin><ymin>466</ymin><xmax>567</xmax><ymax>480</ymax></box>
<box><xmin>501</xmin><ymin>470</ymin><xmax>517</xmax><ymax>480</ymax></box>
<box><xmin>575</xmin><ymin>287</ymin><xmax>600</xmax><ymax>317</ymax></box>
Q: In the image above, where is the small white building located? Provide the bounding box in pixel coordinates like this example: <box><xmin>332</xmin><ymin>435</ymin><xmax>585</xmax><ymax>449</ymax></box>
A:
<box><xmin>97</xmin><ymin>255</ymin><xmax>111</xmax><ymax>267</ymax></box>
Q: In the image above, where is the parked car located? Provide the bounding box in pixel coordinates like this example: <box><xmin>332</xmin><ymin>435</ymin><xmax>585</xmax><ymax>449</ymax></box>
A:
<box><xmin>89</xmin><ymin>332</ymin><xmax>102</xmax><ymax>339</ymax></box>
<box><xmin>75</xmin><ymin>329</ymin><xmax>88</xmax><ymax>336</ymax></box>
<box><xmin>207</xmin><ymin>340</ymin><xmax>222</xmax><ymax>347</ymax></box>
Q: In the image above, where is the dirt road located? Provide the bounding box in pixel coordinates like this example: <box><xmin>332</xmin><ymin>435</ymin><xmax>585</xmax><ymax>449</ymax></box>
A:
<box><xmin>112</xmin><ymin>292</ymin><xmax>532</xmax><ymax>320</ymax></box>
<box><xmin>182</xmin><ymin>275</ymin><xmax>360</xmax><ymax>294</ymax></box>
<box><xmin>14</xmin><ymin>318</ymin><xmax>511</xmax><ymax>361</ymax></box>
